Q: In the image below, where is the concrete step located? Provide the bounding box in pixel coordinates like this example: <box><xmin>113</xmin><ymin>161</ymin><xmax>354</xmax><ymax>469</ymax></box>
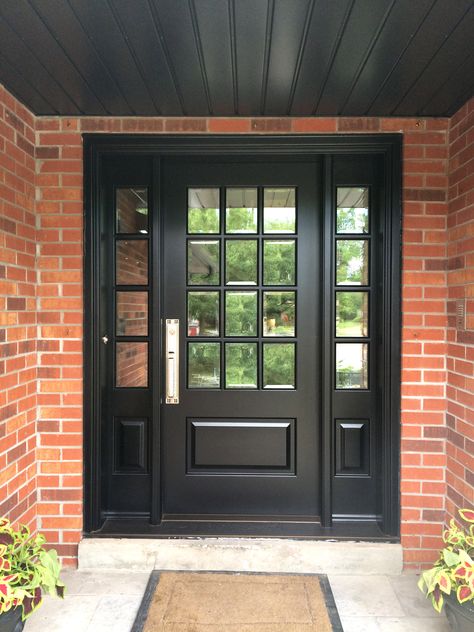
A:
<box><xmin>79</xmin><ymin>537</ymin><xmax>403</xmax><ymax>575</ymax></box>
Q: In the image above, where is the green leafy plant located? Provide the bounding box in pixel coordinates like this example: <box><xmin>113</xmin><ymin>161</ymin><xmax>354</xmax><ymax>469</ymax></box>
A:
<box><xmin>418</xmin><ymin>508</ymin><xmax>474</xmax><ymax>613</ymax></box>
<box><xmin>0</xmin><ymin>518</ymin><xmax>65</xmax><ymax>620</ymax></box>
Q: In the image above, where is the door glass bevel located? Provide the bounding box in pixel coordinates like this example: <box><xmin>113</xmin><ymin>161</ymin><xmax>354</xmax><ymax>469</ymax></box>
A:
<box><xmin>263</xmin><ymin>343</ymin><xmax>295</xmax><ymax>389</ymax></box>
<box><xmin>188</xmin><ymin>187</ymin><xmax>220</xmax><ymax>234</ymax></box>
<box><xmin>225</xmin><ymin>291</ymin><xmax>258</xmax><ymax>337</ymax></box>
<box><xmin>263</xmin><ymin>187</ymin><xmax>296</xmax><ymax>233</ymax></box>
<box><xmin>335</xmin><ymin>342</ymin><xmax>369</xmax><ymax>389</ymax></box>
<box><xmin>116</xmin><ymin>291</ymin><xmax>148</xmax><ymax>336</ymax></box>
<box><xmin>225</xmin><ymin>239</ymin><xmax>258</xmax><ymax>285</ymax></box>
<box><xmin>116</xmin><ymin>187</ymin><xmax>148</xmax><ymax>234</ymax></box>
<box><xmin>188</xmin><ymin>341</ymin><xmax>221</xmax><ymax>389</ymax></box>
<box><xmin>225</xmin><ymin>187</ymin><xmax>258</xmax><ymax>234</ymax></box>
<box><xmin>263</xmin><ymin>291</ymin><xmax>296</xmax><ymax>337</ymax></box>
<box><xmin>336</xmin><ymin>239</ymin><xmax>369</xmax><ymax>286</ymax></box>
<box><xmin>187</xmin><ymin>291</ymin><xmax>220</xmax><ymax>337</ymax></box>
<box><xmin>335</xmin><ymin>291</ymin><xmax>369</xmax><ymax>338</ymax></box>
<box><xmin>116</xmin><ymin>239</ymin><xmax>149</xmax><ymax>286</ymax></box>
<box><xmin>116</xmin><ymin>341</ymin><xmax>148</xmax><ymax>388</ymax></box>
<box><xmin>187</xmin><ymin>239</ymin><xmax>220</xmax><ymax>285</ymax></box>
<box><xmin>336</xmin><ymin>187</ymin><xmax>369</xmax><ymax>234</ymax></box>
<box><xmin>225</xmin><ymin>342</ymin><xmax>258</xmax><ymax>389</ymax></box>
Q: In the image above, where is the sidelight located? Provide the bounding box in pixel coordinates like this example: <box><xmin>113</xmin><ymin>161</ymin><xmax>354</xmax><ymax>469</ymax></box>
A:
<box><xmin>336</xmin><ymin>187</ymin><xmax>369</xmax><ymax>234</ymax></box>
<box><xmin>336</xmin><ymin>239</ymin><xmax>369</xmax><ymax>286</ymax></box>
<box><xmin>116</xmin><ymin>240</ymin><xmax>148</xmax><ymax>285</ymax></box>
<box><xmin>335</xmin><ymin>291</ymin><xmax>369</xmax><ymax>338</ymax></box>
<box><xmin>116</xmin><ymin>342</ymin><xmax>148</xmax><ymax>388</ymax></box>
<box><xmin>116</xmin><ymin>187</ymin><xmax>148</xmax><ymax>234</ymax></box>
<box><xmin>335</xmin><ymin>343</ymin><xmax>368</xmax><ymax>389</ymax></box>
<box><xmin>116</xmin><ymin>291</ymin><xmax>148</xmax><ymax>336</ymax></box>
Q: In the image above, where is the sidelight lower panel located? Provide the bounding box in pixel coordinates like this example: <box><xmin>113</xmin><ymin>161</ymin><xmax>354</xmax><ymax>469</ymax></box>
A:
<box><xmin>187</xmin><ymin>418</ymin><xmax>295</xmax><ymax>475</ymax></box>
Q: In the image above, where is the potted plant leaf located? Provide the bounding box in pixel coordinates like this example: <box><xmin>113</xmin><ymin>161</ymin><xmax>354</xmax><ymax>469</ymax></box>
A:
<box><xmin>418</xmin><ymin>508</ymin><xmax>474</xmax><ymax>632</ymax></box>
<box><xmin>0</xmin><ymin>518</ymin><xmax>65</xmax><ymax>631</ymax></box>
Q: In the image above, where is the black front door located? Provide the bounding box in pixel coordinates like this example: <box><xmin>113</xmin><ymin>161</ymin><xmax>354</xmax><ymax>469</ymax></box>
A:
<box><xmin>161</xmin><ymin>159</ymin><xmax>320</xmax><ymax>520</ymax></box>
<box><xmin>86</xmin><ymin>135</ymin><xmax>401</xmax><ymax>538</ymax></box>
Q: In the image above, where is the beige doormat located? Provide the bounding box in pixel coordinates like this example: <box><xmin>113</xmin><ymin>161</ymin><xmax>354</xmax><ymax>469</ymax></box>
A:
<box><xmin>133</xmin><ymin>571</ymin><xmax>341</xmax><ymax>631</ymax></box>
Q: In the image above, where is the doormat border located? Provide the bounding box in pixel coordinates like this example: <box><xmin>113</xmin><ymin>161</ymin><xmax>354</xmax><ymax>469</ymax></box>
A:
<box><xmin>131</xmin><ymin>570</ymin><xmax>343</xmax><ymax>632</ymax></box>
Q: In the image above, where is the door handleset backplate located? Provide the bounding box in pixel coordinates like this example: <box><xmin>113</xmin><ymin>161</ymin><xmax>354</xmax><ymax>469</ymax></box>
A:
<box><xmin>165</xmin><ymin>319</ymin><xmax>179</xmax><ymax>404</ymax></box>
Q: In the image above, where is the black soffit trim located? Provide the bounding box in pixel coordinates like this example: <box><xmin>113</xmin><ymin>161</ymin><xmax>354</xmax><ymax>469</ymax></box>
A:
<box><xmin>0</xmin><ymin>0</ymin><xmax>472</xmax><ymax>117</ymax></box>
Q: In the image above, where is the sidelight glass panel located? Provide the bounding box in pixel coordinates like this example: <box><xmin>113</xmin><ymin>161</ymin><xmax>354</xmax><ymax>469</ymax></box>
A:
<box><xmin>225</xmin><ymin>240</ymin><xmax>257</xmax><ymax>285</ymax></box>
<box><xmin>116</xmin><ymin>240</ymin><xmax>148</xmax><ymax>285</ymax></box>
<box><xmin>225</xmin><ymin>291</ymin><xmax>257</xmax><ymax>336</ymax></box>
<box><xmin>336</xmin><ymin>343</ymin><xmax>368</xmax><ymax>389</ymax></box>
<box><xmin>116</xmin><ymin>188</ymin><xmax>148</xmax><ymax>234</ymax></box>
<box><xmin>263</xmin><ymin>187</ymin><xmax>296</xmax><ymax>233</ymax></box>
<box><xmin>263</xmin><ymin>291</ymin><xmax>295</xmax><ymax>337</ymax></box>
<box><xmin>335</xmin><ymin>291</ymin><xmax>369</xmax><ymax>338</ymax></box>
<box><xmin>225</xmin><ymin>188</ymin><xmax>258</xmax><ymax>233</ymax></box>
<box><xmin>336</xmin><ymin>187</ymin><xmax>369</xmax><ymax>234</ymax></box>
<box><xmin>225</xmin><ymin>343</ymin><xmax>258</xmax><ymax>389</ymax></box>
<box><xmin>187</xmin><ymin>291</ymin><xmax>219</xmax><ymax>336</ymax></box>
<box><xmin>188</xmin><ymin>342</ymin><xmax>220</xmax><ymax>388</ymax></box>
<box><xmin>187</xmin><ymin>240</ymin><xmax>220</xmax><ymax>285</ymax></box>
<box><xmin>116</xmin><ymin>291</ymin><xmax>148</xmax><ymax>336</ymax></box>
<box><xmin>263</xmin><ymin>240</ymin><xmax>296</xmax><ymax>285</ymax></box>
<box><xmin>187</xmin><ymin>188</ymin><xmax>220</xmax><ymax>233</ymax></box>
<box><xmin>116</xmin><ymin>342</ymin><xmax>148</xmax><ymax>388</ymax></box>
<box><xmin>263</xmin><ymin>343</ymin><xmax>295</xmax><ymax>389</ymax></box>
<box><xmin>336</xmin><ymin>239</ymin><xmax>369</xmax><ymax>286</ymax></box>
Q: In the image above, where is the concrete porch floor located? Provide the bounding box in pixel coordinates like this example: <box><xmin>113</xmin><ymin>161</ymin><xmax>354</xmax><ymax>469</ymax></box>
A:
<box><xmin>24</xmin><ymin>570</ymin><xmax>450</xmax><ymax>632</ymax></box>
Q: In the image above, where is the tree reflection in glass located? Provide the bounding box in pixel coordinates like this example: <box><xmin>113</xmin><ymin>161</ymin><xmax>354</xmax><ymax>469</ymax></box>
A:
<box><xmin>225</xmin><ymin>240</ymin><xmax>257</xmax><ymax>285</ymax></box>
<box><xmin>187</xmin><ymin>292</ymin><xmax>219</xmax><ymax>336</ymax></box>
<box><xmin>225</xmin><ymin>291</ymin><xmax>257</xmax><ymax>336</ymax></box>
<box><xmin>263</xmin><ymin>240</ymin><xmax>296</xmax><ymax>285</ymax></box>
<box><xmin>263</xmin><ymin>292</ymin><xmax>295</xmax><ymax>336</ymax></box>
<box><xmin>336</xmin><ymin>187</ymin><xmax>369</xmax><ymax>234</ymax></box>
<box><xmin>226</xmin><ymin>188</ymin><xmax>258</xmax><ymax>233</ymax></box>
<box><xmin>225</xmin><ymin>343</ymin><xmax>257</xmax><ymax>388</ymax></box>
<box><xmin>188</xmin><ymin>240</ymin><xmax>220</xmax><ymax>285</ymax></box>
<box><xmin>263</xmin><ymin>343</ymin><xmax>295</xmax><ymax>388</ymax></box>
<box><xmin>188</xmin><ymin>342</ymin><xmax>220</xmax><ymax>388</ymax></box>
<box><xmin>335</xmin><ymin>291</ymin><xmax>368</xmax><ymax>337</ymax></box>
<box><xmin>188</xmin><ymin>188</ymin><xmax>220</xmax><ymax>233</ymax></box>
<box><xmin>336</xmin><ymin>240</ymin><xmax>369</xmax><ymax>285</ymax></box>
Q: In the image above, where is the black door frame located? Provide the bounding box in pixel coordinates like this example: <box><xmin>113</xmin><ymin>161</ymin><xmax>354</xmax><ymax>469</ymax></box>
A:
<box><xmin>84</xmin><ymin>134</ymin><xmax>402</xmax><ymax>538</ymax></box>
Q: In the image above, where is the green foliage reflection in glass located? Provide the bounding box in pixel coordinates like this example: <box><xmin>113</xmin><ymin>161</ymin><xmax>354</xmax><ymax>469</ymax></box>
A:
<box><xmin>225</xmin><ymin>240</ymin><xmax>257</xmax><ymax>285</ymax></box>
<box><xmin>226</xmin><ymin>188</ymin><xmax>258</xmax><ymax>233</ymax></box>
<box><xmin>225</xmin><ymin>343</ymin><xmax>257</xmax><ymax>388</ymax></box>
<box><xmin>188</xmin><ymin>240</ymin><xmax>220</xmax><ymax>285</ymax></box>
<box><xmin>335</xmin><ymin>342</ymin><xmax>368</xmax><ymax>389</ymax></box>
<box><xmin>225</xmin><ymin>291</ymin><xmax>257</xmax><ymax>336</ymax></box>
<box><xmin>263</xmin><ymin>292</ymin><xmax>295</xmax><ymax>336</ymax></box>
<box><xmin>263</xmin><ymin>343</ymin><xmax>295</xmax><ymax>388</ymax></box>
<box><xmin>335</xmin><ymin>291</ymin><xmax>368</xmax><ymax>337</ymax></box>
<box><xmin>263</xmin><ymin>188</ymin><xmax>296</xmax><ymax>233</ymax></box>
<box><xmin>187</xmin><ymin>292</ymin><xmax>219</xmax><ymax>336</ymax></box>
<box><xmin>187</xmin><ymin>188</ymin><xmax>220</xmax><ymax>233</ymax></box>
<box><xmin>263</xmin><ymin>240</ymin><xmax>296</xmax><ymax>285</ymax></box>
<box><xmin>336</xmin><ymin>187</ymin><xmax>369</xmax><ymax>234</ymax></box>
<box><xmin>336</xmin><ymin>240</ymin><xmax>369</xmax><ymax>285</ymax></box>
<box><xmin>188</xmin><ymin>342</ymin><xmax>220</xmax><ymax>388</ymax></box>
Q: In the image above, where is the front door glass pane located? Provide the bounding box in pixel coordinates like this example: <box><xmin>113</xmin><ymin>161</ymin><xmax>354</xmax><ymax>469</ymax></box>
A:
<box><xmin>116</xmin><ymin>342</ymin><xmax>148</xmax><ymax>387</ymax></box>
<box><xmin>225</xmin><ymin>240</ymin><xmax>257</xmax><ymax>285</ymax></box>
<box><xmin>188</xmin><ymin>240</ymin><xmax>220</xmax><ymax>285</ymax></box>
<box><xmin>336</xmin><ymin>187</ymin><xmax>369</xmax><ymax>234</ymax></box>
<box><xmin>116</xmin><ymin>291</ymin><xmax>148</xmax><ymax>336</ymax></box>
<box><xmin>226</xmin><ymin>188</ymin><xmax>258</xmax><ymax>233</ymax></box>
<box><xmin>335</xmin><ymin>291</ymin><xmax>369</xmax><ymax>337</ymax></box>
<box><xmin>188</xmin><ymin>342</ymin><xmax>220</xmax><ymax>388</ymax></box>
<box><xmin>263</xmin><ymin>240</ymin><xmax>296</xmax><ymax>285</ymax></box>
<box><xmin>225</xmin><ymin>343</ymin><xmax>258</xmax><ymax>388</ymax></box>
<box><xmin>263</xmin><ymin>291</ymin><xmax>296</xmax><ymax>337</ymax></box>
<box><xmin>335</xmin><ymin>343</ymin><xmax>368</xmax><ymax>389</ymax></box>
<box><xmin>336</xmin><ymin>240</ymin><xmax>369</xmax><ymax>286</ymax></box>
<box><xmin>225</xmin><ymin>291</ymin><xmax>258</xmax><ymax>336</ymax></box>
<box><xmin>187</xmin><ymin>292</ymin><xmax>219</xmax><ymax>336</ymax></box>
<box><xmin>188</xmin><ymin>188</ymin><xmax>220</xmax><ymax>234</ymax></box>
<box><xmin>116</xmin><ymin>240</ymin><xmax>148</xmax><ymax>285</ymax></box>
<box><xmin>263</xmin><ymin>343</ymin><xmax>295</xmax><ymax>388</ymax></box>
<box><xmin>263</xmin><ymin>188</ymin><xmax>296</xmax><ymax>233</ymax></box>
<box><xmin>116</xmin><ymin>188</ymin><xmax>148</xmax><ymax>234</ymax></box>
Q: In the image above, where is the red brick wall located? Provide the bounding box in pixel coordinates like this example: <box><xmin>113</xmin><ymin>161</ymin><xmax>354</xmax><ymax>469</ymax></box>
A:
<box><xmin>446</xmin><ymin>98</ymin><xmax>474</xmax><ymax>521</ymax></box>
<box><xmin>2</xmin><ymin>82</ymin><xmax>472</xmax><ymax>569</ymax></box>
<box><xmin>0</xmin><ymin>86</ymin><xmax>37</xmax><ymax>531</ymax></box>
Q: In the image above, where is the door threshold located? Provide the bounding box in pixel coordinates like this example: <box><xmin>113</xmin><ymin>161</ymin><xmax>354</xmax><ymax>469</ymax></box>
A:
<box><xmin>91</xmin><ymin>516</ymin><xmax>396</xmax><ymax>540</ymax></box>
<box><xmin>79</xmin><ymin>531</ymin><xmax>402</xmax><ymax>574</ymax></box>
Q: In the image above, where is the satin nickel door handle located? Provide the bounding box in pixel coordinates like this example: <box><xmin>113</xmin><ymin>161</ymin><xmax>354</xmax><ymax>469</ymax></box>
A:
<box><xmin>165</xmin><ymin>319</ymin><xmax>179</xmax><ymax>404</ymax></box>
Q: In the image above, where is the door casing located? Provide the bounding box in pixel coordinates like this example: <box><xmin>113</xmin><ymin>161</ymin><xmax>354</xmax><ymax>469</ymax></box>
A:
<box><xmin>84</xmin><ymin>134</ymin><xmax>402</xmax><ymax>538</ymax></box>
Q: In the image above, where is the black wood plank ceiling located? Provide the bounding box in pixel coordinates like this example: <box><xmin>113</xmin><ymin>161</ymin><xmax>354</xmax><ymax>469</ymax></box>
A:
<box><xmin>0</xmin><ymin>0</ymin><xmax>472</xmax><ymax>117</ymax></box>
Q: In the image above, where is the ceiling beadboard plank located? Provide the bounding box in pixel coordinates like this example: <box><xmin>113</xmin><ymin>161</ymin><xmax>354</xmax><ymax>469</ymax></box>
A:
<box><xmin>32</xmin><ymin>0</ymin><xmax>131</xmax><ymax>116</ymax></box>
<box><xmin>316</xmin><ymin>0</ymin><xmax>394</xmax><ymax>115</ymax></box>
<box><xmin>151</xmin><ymin>0</ymin><xmax>209</xmax><ymax>116</ymax></box>
<box><xmin>368</xmin><ymin>0</ymin><xmax>473</xmax><ymax>116</ymax></box>
<box><xmin>0</xmin><ymin>53</ymin><xmax>58</xmax><ymax>115</ymax></box>
<box><xmin>233</xmin><ymin>0</ymin><xmax>267</xmax><ymax>116</ymax></box>
<box><xmin>290</xmin><ymin>0</ymin><xmax>352</xmax><ymax>116</ymax></box>
<box><xmin>0</xmin><ymin>15</ymin><xmax>81</xmax><ymax>114</ymax></box>
<box><xmin>394</xmin><ymin>6</ymin><xmax>474</xmax><ymax>116</ymax></box>
<box><xmin>112</xmin><ymin>0</ymin><xmax>182</xmax><ymax>116</ymax></box>
<box><xmin>341</xmin><ymin>0</ymin><xmax>433</xmax><ymax>116</ymax></box>
<box><xmin>192</xmin><ymin>0</ymin><xmax>235</xmax><ymax>116</ymax></box>
<box><xmin>263</xmin><ymin>0</ymin><xmax>311</xmax><ymax>115</ymax></box>
<box><xmin>68</xmin><ymin>0</ymin><xmax>157</xmax><ymax>115</ymax></box>
<box><xmin>421</xmin><ymin>54</ymin><xmax>474</xmax><ymax>117</ymax></box>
